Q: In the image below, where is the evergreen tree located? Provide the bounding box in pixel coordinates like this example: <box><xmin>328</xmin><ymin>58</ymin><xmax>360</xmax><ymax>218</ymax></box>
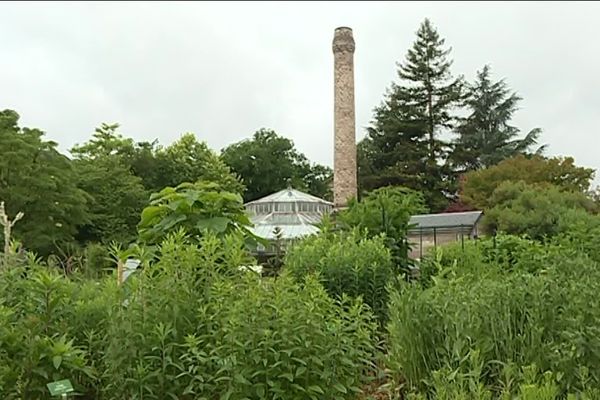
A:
<box><xmin>450</xmin><ymin>65</ymin><xmax>545</xmax><ymax>172</ymax></box>
<box><xmin>360</xmin><ymin>19</ymin><xmax>462</xmax><ymax>211</ymax></box>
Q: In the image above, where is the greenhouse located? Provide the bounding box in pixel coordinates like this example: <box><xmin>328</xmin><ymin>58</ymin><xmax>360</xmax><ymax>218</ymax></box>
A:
<box><xmin>244</xmin><ymin>187</ymin><xmax>333</xmax><ymax>253</ymax></box>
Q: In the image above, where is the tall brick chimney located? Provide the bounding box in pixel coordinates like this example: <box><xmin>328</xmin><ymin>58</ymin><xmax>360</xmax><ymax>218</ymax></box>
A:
<box><xmin>332</xmin><ymin>27</ymin><xmax>357</xmax><ymax>209</ymax></box>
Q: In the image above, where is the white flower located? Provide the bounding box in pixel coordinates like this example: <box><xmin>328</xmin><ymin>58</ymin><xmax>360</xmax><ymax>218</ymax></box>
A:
<box><xmin>238</xmin><ymin>265</ymin><xmax>263</xmax><ymax>274</ymax></box>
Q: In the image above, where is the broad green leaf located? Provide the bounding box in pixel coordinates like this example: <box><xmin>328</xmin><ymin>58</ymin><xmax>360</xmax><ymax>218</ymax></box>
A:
<box><xmin>308</xmin><ymin>385</ymin><xmax>324</xmax><ymax>394</ymax></box>
<box><xmin>333</xmin><ymin>383</ymin><xmax>347</xmax><ymax>393</ymax></box>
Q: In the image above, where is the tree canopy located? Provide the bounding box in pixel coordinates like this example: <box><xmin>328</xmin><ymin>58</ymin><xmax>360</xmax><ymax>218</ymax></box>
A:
<box><xmin>156</xmin><ymin>133</ymin><xmax>243</xmax><ymax>194</ymax></box>
<box><xmin>221</xmin><ymin>128</ymin><xmax>332</xmax><ymax>202</ymax></box>
<box><xmin>0</xmin><ymin>110</ymin><xmax>89</xmax><ymax>255</ymax></box>
<box><xmin>450</xmin><ymin>65</ymin><xmax>545</xmax><ymax>172</ymax></box>
<box><xmin>460</xmin><ymin>154</ymin><xmax>595</xmax><ymax>210</ymax></box>
<box><xmin>484</xmin><ymin>181</ymin><xmax>598</xmax><ymax>239</ymax></box>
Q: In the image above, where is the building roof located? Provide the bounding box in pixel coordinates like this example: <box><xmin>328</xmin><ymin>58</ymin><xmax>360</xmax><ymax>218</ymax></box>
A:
<box><xmin>245</xmin><ymin>187</ymin><xmax>333</xmax><ymax>206</ymax></box>
<box><xmin>246</xmin><ymin>187</ymin><xmax>332</xmax><ymax>241</ymax></box>
<box><xmin>249</xmin><ymin>212</ymin><xmax>323</xmax><ymax>240</ymax></box>
<box><xmin>409</xmin><ymin>211</ymin><xmax>483</xmax><ymax>230</ymax></box>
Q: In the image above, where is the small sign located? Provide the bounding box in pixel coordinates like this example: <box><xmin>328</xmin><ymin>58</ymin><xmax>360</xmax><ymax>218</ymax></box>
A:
<box><xmin>123</xmin><ymin>258</ymin><xmax>141</xmax><ymax>281</ymax></box>
<box><xmin>47</xmin><ymin>379</ymin><xmax>74</xmax><ymax>396</ymax></box>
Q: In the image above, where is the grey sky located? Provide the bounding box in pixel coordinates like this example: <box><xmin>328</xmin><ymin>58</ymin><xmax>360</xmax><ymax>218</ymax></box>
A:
<box><xmin>2</xmin><ymin>1</ymin><xmax>599</xmax><ymax>186</ymax></box>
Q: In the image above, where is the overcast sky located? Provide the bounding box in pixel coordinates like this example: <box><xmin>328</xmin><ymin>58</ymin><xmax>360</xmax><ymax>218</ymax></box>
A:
<box><xmin>2</xmin><ymin>1</ymin><xmax>599</xmax><ymax>186</ymax></box>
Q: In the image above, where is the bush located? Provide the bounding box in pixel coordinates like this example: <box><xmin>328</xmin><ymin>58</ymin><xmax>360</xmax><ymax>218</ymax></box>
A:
<box><xmin>0</xmin><ymin>262</ymin><xmax>112</xmax><ymax>398</ymax></box>
<box><xmin>338</xmin><ymin>186</ymin><xmax>427</xmax><ymax>270</ymax></box>
<box><xmin>483</xmin><ymin>181</ymin><xmax>597</xmax><ymax>240</ymax></box>
<box><xmin>137</xmin><ymin>181</ymin><xmax>255</xmax><ymax>245</ymax></box>
<box><xmin>418</xmin><ymin>233</ymin><xmax>565</xmax><ymax>287</ymax></box>
<box><xmin>553</xmin><ymin>209</ymin><xmax>600</xmax><ymax>263</ymax></box>
<box><xmin>177</xmin><ymin>274</ymin><xmax>377</xmax><ymax>399</ymax></box>
<box><xmin>285</xmin><ymin>229</ymin><xmax>395</xmax><ymax>324</ymax></box>
<box><xmin>0</xmin><ymin>232</ymin><xmax>377</xmax><ymax>399</ymax></box>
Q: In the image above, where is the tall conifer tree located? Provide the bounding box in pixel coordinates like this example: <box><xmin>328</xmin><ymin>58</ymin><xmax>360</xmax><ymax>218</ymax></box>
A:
<box><xmin>360</xmin><ymin>19</ymin><xmax>462</xmax><ymax>211</ymax></box>
<box><xmin>450</xmin><ymin>65</ymin><xmax>545</xmax><ymax>172</ymax></box>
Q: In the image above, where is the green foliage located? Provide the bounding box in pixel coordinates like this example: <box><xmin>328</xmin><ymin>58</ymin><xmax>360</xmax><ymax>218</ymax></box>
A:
<box><xmin>138</xmin><ymin>181</ymin><xmax>254</xmax><ymax>245</ymax></box>
<box><xmin>461</xmin><ymin>154</ymin><xmax>595</xmax><ymax>210</ymax></box>
<box><xmin>157</xmin><ymin>133</ymin><xmax>244</xmax><ymax>194</ymax></box>
<box><xmin>0</xmin><ymin>110</ymin><xmax>90</xmax><ymax>256</ymax></box>
<box><xmin>71</xmin><ymin>126</ymin><xmax>247</xmax><ymax>245</ymax></box>
<box><xmin>181</xmin><ymin>273</ymin><xmax>376</xmax><ymax>400</ymax></box>
<box><xmin>303</xmin><ymin>163</ymin><xmax>333</xmax><ymax>202</ymax></box>
<box><xmin>360</xmin><ymin>19</ymin><xmax>462</xmax><ymax>212</ymax></box>
<box><xmin>72</xmin><ymin>154</ymin><xmax>148</xmax><ymax>245</ymax></box>
<box><xmin>71</xmin><ymin>125</ymin><xmax>242</xmax><ymax>196</ymax></box>
<box><xmin>338</xmin><ymin>186</ymin><xmax>427</xmax><ymax>270</ymax></box>
<box><xmin>404</xmin><ymin>363</ymin><xmax>600</xmax><ymax>400</ymax></box>
<box><xmin>1</xmin><ymin>115</ymin><xmax>249</xmax><ymax>253</ymax></box>
<box><xmin>221</xmin><ymin>128</ymin><xmax>332</xmax><ymax>202</ymax></box>
<box><xmin>285</xmin><ymin>229</ymin><xmax>394</xmax><ymax>324</ymax></box>
<box><xmin>71</xmin><ymin>124</ymin><xmax>150</xmax><ymax>245</ymax></box>
<box><xmin>419</xmin><ymin>234</ymin><xmax>555</xmax><ymax>287</ymax></box>
<box><xmin>484</xmin><ymin>181</ymin><xmax>597</xmax><ymax>239</ymax></box>
<box><xmin>450</xmin><ymin>65</ymin><xmax>545</xmax><ymax>172</ymax></box>
<box><xmin>70</xmin><ymin>123</ymin><xmax>137</xmax><ymax>160</ymax></box>
<box><xmin>388</xmin><ymin>233</ymin><xmax>600</xmax><ymax>397</ymax></box>
<box><xmin>0</xmin><ymin>232</ymin><xmax>377</xmax><ymax>399</ymax></box>
<box><xmin>0</xmin><ymin>261</ymin><xmax>112</xmax><ymax>398</ymax></box>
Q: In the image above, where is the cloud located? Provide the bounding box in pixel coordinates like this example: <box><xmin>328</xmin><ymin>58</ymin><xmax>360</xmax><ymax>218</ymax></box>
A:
<box><xmin>1</xmin><ymin>1</ymin><xmax>598</xmax><ymax>185</ymax></box>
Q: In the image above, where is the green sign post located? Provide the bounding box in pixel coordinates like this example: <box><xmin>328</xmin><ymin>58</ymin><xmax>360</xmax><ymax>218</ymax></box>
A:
<box><xmin>46</xmin><ymin>379</ymin><xmax>74</xmax><ymax>398</ymax></box>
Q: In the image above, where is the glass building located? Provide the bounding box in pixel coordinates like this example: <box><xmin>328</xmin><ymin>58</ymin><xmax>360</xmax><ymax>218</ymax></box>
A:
<box><xmin>244</xmin><ymin>187</ymin><xmax>334</xmax><ymax>254</ymax></box>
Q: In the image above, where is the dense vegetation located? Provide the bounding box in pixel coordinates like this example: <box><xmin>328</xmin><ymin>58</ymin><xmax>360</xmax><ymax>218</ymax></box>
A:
<box><xmin>358</xmin><ymin>19</ymin><xmax>546</xmax><ymax>211</ymax></box>
<box><xmin>2</xmin><ymin>16</ymin><xmax>600</xmax><ymax>400</ymax></box>
<box><xmin>388</xmin><ymin>229</ymin><xmax>600</xmax><ymax>399</ymax></box>
<box><xmin>0</xmin><ymin>233</ymin><xmax>377</xmax><ymax>399</ymax></box>
<box><xmin>3</xmin><ymin>203</ymin><xmax>600</xmax><ymax>398</ymax></box>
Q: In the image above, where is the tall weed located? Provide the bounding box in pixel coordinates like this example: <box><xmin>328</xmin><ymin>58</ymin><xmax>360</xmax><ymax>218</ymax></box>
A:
<box><xmin>285</xmin><ymin>229</ymin><xmax>395</xmax><ymax>324</ymax></box>
<box><xmin>388</xmin><ymin>240</ymin><xmax>600</xmax><ymax>397</ymax></box>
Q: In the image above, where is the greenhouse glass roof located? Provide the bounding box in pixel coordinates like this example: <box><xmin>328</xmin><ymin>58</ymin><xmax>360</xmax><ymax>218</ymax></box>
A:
<box><xmin>245</xmin><ymin>187</ymin><xmax>333</xmax><ymax>240</ymax></box>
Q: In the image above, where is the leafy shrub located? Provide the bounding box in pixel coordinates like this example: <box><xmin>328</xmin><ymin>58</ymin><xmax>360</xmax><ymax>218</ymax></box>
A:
<box><xmin>177</xmin><ymin>274</ymin><xmax>377</xmax><ymax>399</ymax></box>
<box><xmin>0</xmin><ymin>262</ymin><xmax>110</xmax><ymax>398</ymax></box>
<box><xmin>338</xmin><ymin>186</ymin><xmax>427</xmax><ymax>270</ymax></box>
<box><xmin>419</xmin><ymin>233</ymin><xmax>566</xmax><ymax>287</ymax></box>
<box><xmin>553</xmin><ymin>209</ymin><xmax>600</xmax><ymax>263</ymax></box>
<box><xmin>483</xmin><ymin>181</ymin><xmax>597</xmax><ymax>239</ymax></box>
<box><xmin>138</xmin><ymin>181</ymin><xmax>255</xmax><ymax>245</ymax></box>
<box><xmin>285</xmin><ymin>229</ymin><xmax>394</xmax><ymax>324</ymax></box>
<box><xmin>102</xmin><ymin>235</ymin><xmax>377</xmax><ymax>399</ymax></box>
<box><xmin>0</xmin><ymin>232</ymin><xmax>377</xmax><ymax>399</ymax></box>
<box><xmin>404</xmin><ymin>363</ymin><xmax>600</xmax><ymax>400</ymax></box>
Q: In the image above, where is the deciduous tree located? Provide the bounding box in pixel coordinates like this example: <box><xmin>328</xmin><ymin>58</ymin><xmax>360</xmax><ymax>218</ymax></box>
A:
<box><xmin>461</xmin><ymin>155</ymin><xmax>595</xmax><ymax>209</ymax></box>
<box><xmin>221</xmin><ymin>128</ymin><xmax>331</xmax><ymax>201</ymax></box>
<box><xmin>484</xmin><ymin>181</ymin><xmax>597</xmax><ymax>239</ymax></box>
<box><xmin>157</xmin><ymin>133</ymin><xmax>243</xmax><ymax>194</ymax></box>
<box><xmin>0</xmin><ymin>110</ymin><xmax>89</xmax><ymax>255</ymax></box>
